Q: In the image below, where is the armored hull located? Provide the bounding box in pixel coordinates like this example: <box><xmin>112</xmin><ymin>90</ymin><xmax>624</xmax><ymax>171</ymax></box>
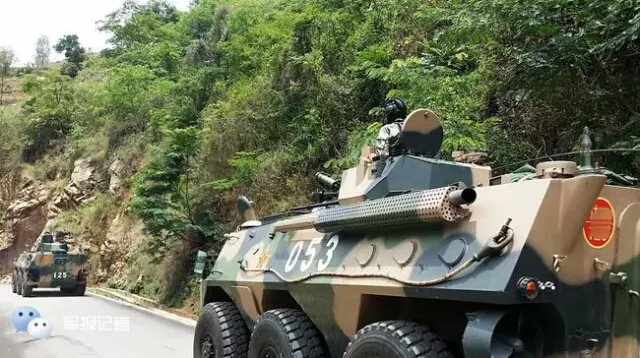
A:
<box><xmin>193</xmin><ymin>110</ymin><xmax>640</xmax><ymax>358</ymax></box>
<box><xmin>12</xmin><ymin>234</ymin><xmax>88</xmax><ymax>297</ymax></box>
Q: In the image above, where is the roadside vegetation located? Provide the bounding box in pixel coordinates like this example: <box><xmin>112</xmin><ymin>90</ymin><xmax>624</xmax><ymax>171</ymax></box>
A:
<box><xmin>1</xmin><ymin>0</ymin><xmax>639</xmax><ymax>314</ymax></box>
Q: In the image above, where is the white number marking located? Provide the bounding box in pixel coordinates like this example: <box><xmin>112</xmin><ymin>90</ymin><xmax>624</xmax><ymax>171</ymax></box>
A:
<box><xmin>317</xmin><ymin>236</ymin><xmax>339</xmax><ymax>271</ymax></box>
<box><xmin>53</xmin><ymin>272</ymin><xmax>68</xmax><ymax>279</ymax></box>
<box><xmin>284</xmin><ymin>236</ymin><xmax>341</xmax><ymax>273</ymax></box>
<box><xmin>284</xmin><ymin>241</ymin><xmax>304</xmax><ymax>273</ymax></box>
<box><xmin>300</xmin><ymin>237</ymin><xmax>322</xmax><ymax>272</ymax></box>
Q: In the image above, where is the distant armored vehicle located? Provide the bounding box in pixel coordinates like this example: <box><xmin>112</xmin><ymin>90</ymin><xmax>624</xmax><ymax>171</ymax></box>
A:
<box><xmin>12</xmin><ymin>231</ymin><xmax>88</xmax><ymax>297</ymax></box>
<box><xmin>193</xmin><ymin>109</ymin><xmax>640</xmax><ymax>358</ymax></box>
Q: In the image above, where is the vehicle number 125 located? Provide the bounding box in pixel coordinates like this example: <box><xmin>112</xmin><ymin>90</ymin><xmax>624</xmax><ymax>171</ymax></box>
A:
<box><xmin>53</xmin><ymin>272</ymin><xmax>68</xmax><ymax>279</ymax></box>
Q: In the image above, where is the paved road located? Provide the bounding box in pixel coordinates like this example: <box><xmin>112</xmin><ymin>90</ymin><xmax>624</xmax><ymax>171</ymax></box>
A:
<box><xmin>0</xmin><ymin>284</ymin><xmax>196</xmax><ymax>358</ymax></box>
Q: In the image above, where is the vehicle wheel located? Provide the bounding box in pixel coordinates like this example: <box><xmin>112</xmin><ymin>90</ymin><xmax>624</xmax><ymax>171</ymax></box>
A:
<box><xmin>248</xmin><ymin>308</ymin><xmax>326</xmax><ymax>358</ymax></box>
<box><xmin>69</xmin><ymin>283</ymin><xmax>87</xmax><ymax>296</ymax></box>
<box><xmin>21</xmin><ymin>276</ymin><xmax>33</xmax><ymax>297</ymax></box>
<box><xmin>60</xmin><ymin>287</ymin><xmax>72</xmax><ymax>295</ymax></box>
<box><xmin>342</xmin><ymin>320</ymin><xmax>455</xmax><ymax>358</ymax></box>
<box><xmin>74</xmin><ymin>283</ymin><xmax>87</xmax><ymax>296</ymax></box>
<box><xmin>193</xmin><ymin>301</ymin><xmax>250</xmax><ymax>358</ymax></box>
<box><xmin>16</xmin><ymin>274</ymin><xmax>22</xmax><ymax>295</ymax></box>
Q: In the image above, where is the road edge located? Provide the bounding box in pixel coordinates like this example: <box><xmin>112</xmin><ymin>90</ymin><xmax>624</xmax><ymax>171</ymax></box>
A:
<box><xmin>86</xmin><ymin>287</ymin><xmax>198</xmax><ymax>328</ymax></box>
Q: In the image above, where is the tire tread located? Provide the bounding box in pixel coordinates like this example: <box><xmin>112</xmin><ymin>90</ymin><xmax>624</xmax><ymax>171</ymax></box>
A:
<box><xmin>203</xmin><ymin>301</ymin><xmax>250</xmax><ymax>358</ymax></box>
<box><xmin>343</xmin><ymin>320</ymin><xmax>454</xmax><ymax>358</ymax></box>
<box><xmin>250</xmin><ymin>308</ymin><xmax>325</xmax><ymax>358</ymax></box>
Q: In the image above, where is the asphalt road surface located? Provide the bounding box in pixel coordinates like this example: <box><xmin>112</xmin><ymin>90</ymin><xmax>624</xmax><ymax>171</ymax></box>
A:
<box><xmin>0</xmin><ymin>284</ymin><xmax>196</xmax><ymax>358</ymax></box>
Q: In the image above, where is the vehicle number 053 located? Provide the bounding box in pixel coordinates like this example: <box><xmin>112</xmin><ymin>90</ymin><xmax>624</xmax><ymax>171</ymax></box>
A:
<box><xmin>284</xmin><ymin>236</ymin><xmax>339</xmax><ymax>273</ymax></box>
<box><xmin>53</xmin><ymin>272</ymin><xmax>68</xmax><ymax>279</ymax></box>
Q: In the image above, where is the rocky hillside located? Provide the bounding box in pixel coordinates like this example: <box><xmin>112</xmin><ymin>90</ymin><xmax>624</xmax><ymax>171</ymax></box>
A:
<box><xmin>0</xmin><ymin>158</ymin><xmax>132</xmax><ymax>280</ymax></box>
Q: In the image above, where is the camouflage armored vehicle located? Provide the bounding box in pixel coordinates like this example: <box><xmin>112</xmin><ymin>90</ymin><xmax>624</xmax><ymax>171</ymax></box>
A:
<box><xmin>12</xmin><ymin>231</ymin><xmax>88</xmax><ymax>297</ymax></box>
<box><xmin>193</xmin><ymin>108</ymin><xmax>640</xmax><ymax>358</ymax></box>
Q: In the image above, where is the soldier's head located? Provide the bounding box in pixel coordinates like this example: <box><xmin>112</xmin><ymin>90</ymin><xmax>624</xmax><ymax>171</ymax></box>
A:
<box><xmin>41</xmin><ymin>232</ymin><xmax>53</xmax><ymax>244</ymax></box>
<box><xmin>382</xmin><ymin>97</ymin><xmax>407</xmax><ymax>124</ymax></box>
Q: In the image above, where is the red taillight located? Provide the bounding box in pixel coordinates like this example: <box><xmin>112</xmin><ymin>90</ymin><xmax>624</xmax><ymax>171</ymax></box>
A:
<box><xmin>517</xmin><ymin>277</ymin><xmax>540</xmax><ymax>299</ymax></box>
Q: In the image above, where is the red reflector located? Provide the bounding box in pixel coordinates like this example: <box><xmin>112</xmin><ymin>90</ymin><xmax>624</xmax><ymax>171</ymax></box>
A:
<box><xmin>525</xmin><ymin>281</ymin><xmax>537</xmax><ymax>297</ymax></box>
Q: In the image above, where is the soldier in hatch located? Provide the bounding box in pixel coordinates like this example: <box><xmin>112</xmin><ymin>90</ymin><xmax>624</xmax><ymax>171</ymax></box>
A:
<box><xmin>53</xmin><ymin>230</ymin><xmax>70</xmax><ymax>251</ymax></box>
<box><xmin>373</xmin><ymin>97</ymin><xmax>408</xmax><ymax>158</ymax></box>
<box><xmin>41</xmin><ymin>231</ymin><xmax>54</xmax><ymax>244</ymax></box>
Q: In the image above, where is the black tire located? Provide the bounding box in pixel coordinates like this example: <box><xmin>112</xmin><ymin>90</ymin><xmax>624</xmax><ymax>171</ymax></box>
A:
<box><xmin>11</xmin><ymin>272</ymin><xmax>16</xmax><ymax>293</ymax></box>
<box><xmin>60</xmin><ymin>287</ymin><xmax>72</xmax><ymax>295</ymax></box>
<box><xmin>21</xmin><ymin>285</ymin><xmax>33</xmax><ymax>297</ymax></box>
<box><xmin>342</xmin><ymin>320</ymin><xmax>455</xmax><ymax>358</ymax></box>
<box><xmin>248</xmin><ymin>308</ymin><xmax>326</xmax><ymax>358</ymax></box>
<box><xmin>21</xmin><ymin>274</ymin><xmax>32</xmax><ymax>297</ymax></box>
<box><xmin>74</xmin><ymin>283</ymin><xmax>86</xmax><ymax>296</ymax></box>
<box><xmin>193</xmin><ymin>301</ymin><xmax>251</xmax><ymax>358</ymax></box>
<box><xmin>16</xmin><ymin>274</ymin><xmax>22</xmax><ymax>295</ymax></box>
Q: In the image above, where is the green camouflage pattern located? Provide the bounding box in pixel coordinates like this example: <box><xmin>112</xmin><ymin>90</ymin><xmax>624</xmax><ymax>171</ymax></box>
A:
<box><xmin>193</xmin><ymin>110</ymin><xmax>640</xmax><ymax>358</ymax></box>
<box><xmin>11</xmin><ymin>231</ymin><xmax>88</xmax><ymax>297</ymax></box>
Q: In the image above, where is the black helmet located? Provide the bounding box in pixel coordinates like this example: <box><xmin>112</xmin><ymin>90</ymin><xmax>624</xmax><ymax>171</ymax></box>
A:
<box><xmin>382</xmin><ymin>97</ymin><xmax>407</xmax><ymax>124</ymax></box>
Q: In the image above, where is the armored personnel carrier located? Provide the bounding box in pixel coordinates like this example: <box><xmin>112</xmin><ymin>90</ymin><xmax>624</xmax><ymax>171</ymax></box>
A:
<box><xmin>12</xmin><ymin>231</ymin><xmax>88</xmax><ymax>297</ymax></box>
<box><xmin>193</xmin><ymin>109</ymin><xmax>640</xmax><ymax>358</ymax></box>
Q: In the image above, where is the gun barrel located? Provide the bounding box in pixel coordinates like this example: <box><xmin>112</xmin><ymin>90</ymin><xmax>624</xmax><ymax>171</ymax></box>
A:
<box><xmin>314</xmin><ymin>172</ymin><xmax>340</xmax><ymax>191</ymax></box>
<box><xmin>448</xmin><ymin>188</ymin><xmax>477</xmax><ymax>206</ymax></box>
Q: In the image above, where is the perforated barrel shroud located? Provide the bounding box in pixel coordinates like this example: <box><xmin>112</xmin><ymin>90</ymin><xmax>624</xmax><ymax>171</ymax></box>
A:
<box><xmin>313</xmin><ymin>186</ymin><xmax>468</xmax><ymax>233</ymax></box>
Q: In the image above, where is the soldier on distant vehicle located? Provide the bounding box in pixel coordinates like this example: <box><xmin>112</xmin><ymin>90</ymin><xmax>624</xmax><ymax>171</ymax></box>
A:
<box><xmin>54</xmin><ymin>230</ymin><xmax>70</xmax><ymax>251</ymax></box>
<box><xmin>373</xmin><ymin>97</ymin><xmax>408</xmax><ymax>158</ymax></box>
<box><xmin>41</xmin><ymin>231</ymin><xmax>53</xmax><ymax>244</ymax></box>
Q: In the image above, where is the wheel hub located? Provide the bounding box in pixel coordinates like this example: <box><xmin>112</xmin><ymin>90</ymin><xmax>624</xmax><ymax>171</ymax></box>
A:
<box><xmin>200</xmin><ymin>333</ymin><xmax>214</xmax><ymax>358</ymax></box>
<box><xmin>259</xmin><ymin>345</ymin><xmax>280</xmax><ymax>358</ymax></box>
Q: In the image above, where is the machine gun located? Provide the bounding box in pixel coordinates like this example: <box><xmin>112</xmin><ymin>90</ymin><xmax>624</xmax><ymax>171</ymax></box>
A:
<box><xmin>313</xmin><ymin>171</ymin><xmax>341</xmax><ymax>203</ymax></box>
<box><xmin>288</xmin><ymin>172</ymin><xmax>342</xmax><ymax>212</ymax></box>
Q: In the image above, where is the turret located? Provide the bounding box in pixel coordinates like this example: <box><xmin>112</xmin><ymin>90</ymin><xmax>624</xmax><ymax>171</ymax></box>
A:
<box><xmin>337</xmin><ymin>108</ymin><xmax>491</xmax><ymax>204</ymax></box>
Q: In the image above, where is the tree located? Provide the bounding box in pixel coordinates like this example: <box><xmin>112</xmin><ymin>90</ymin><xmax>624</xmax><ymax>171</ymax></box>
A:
<box><xmin>35</xmin><ymin>36</ymin><xmax>51</xmax><ymax>67</ymax></box>
<box><xmin>0</xmin><ymin>46</ymin><xmax>16</xmax><ymax>105</ymax></box>
<box><xmin>129</xmin><ymin>127</ymin><xmax>220</xmax><ymax>255</ymax></box>
<box><xmin>54</xmin><ymin>34</ymin><xmax>86</xmax><ymax>78</ymax></box>
<box><xmin>97</xmin><ymin>0</ymin><xmax>180</xmax><ymax>50</ymax></box>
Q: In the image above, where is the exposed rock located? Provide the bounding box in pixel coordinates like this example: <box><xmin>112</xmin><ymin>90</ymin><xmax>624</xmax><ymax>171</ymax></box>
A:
<box><xmin>0</xmin><ymin>175</ymin><xmax>50</xmax><ymax>251</ymax></box>
<box><xmin>48</xmin><ymin>159</ymin><xmax>106</xmax><ymax>218</ymax></box>
<box><xmin>97</xmin><ymin>213</ymin><xmax>145</xmax><ymax>285</ymax></box>
<box><xmin>108</xmin><ymin>159</ymin><xmax>125</xmax><ymax>194</ymax></box>
<box><xmin>0</xmin><ymin>175</ymin><xmax>50</xmax><ymax>274</ymax></box>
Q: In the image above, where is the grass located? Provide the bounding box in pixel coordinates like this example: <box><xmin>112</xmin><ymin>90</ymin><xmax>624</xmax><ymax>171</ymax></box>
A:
<box><xmin>0</xmin><ymin>76</ymin><xmax>26</xmax><ymax>106</ymax></box>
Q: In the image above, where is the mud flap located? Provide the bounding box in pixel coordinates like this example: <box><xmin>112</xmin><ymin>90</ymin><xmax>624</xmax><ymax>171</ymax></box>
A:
<box><xmin>462</xmin><ymin>310</ymin><xmax>544</xmax><ymax>358</ymax></box>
